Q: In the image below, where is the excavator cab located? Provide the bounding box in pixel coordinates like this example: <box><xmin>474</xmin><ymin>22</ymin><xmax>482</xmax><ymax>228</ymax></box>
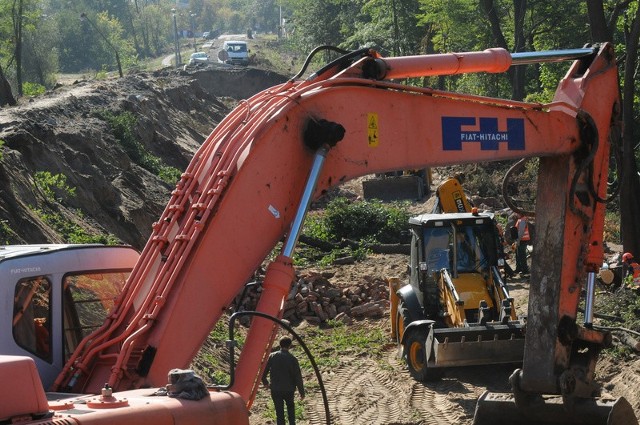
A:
<box><xmin>391</xmin><ymin>211</ymin><xmax>525</xmax><ymax>381</ymax></box>
<box><xmin>0</xmin><ymin>245</ymin><xmax>139</xmax><ymax>389</ymax></box>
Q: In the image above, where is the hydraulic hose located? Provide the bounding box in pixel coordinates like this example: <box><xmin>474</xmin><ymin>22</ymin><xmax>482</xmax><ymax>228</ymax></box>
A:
<box><xmin>211</xmin><ymin>310</ymin><xmax>331</xmax><ymax>425</ymax></box>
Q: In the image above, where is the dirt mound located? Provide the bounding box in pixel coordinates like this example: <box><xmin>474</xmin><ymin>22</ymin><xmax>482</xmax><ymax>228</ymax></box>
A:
<box><xmin>0</xmin><ymin>67</ymin><xmax>286</xmax><ymax>247</ymax></box>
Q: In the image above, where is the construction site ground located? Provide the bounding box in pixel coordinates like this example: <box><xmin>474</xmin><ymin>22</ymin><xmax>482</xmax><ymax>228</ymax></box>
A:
<box><xmin>245</xmin><ymin>252</ymin><xmax>640</xmax><ymax>425</ymax></box>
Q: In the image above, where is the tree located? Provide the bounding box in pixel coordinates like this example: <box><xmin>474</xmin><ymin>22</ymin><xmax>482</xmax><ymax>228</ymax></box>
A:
<box><xmin>0</xmin><ymin>63</ymin><xmax>16</xmax><ymax>106</ymax></box>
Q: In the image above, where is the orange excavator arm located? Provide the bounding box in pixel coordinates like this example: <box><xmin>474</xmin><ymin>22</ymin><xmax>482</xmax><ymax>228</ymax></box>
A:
<box><xmin>51</xmin><ymin>43</ymin><xmax>630</xmax><ymax>423</ymax></box>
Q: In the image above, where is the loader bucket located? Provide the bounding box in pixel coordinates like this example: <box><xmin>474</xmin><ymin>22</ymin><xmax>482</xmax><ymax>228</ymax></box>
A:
<box><xmin>473</xmin><ymin>391</ymin><xmax>638</xmax><ymax>425</ymax></box>
<box><xmin>432</xmin><ymin>323</ymin><xmax>525</xmax><ymax>367</ymax></box>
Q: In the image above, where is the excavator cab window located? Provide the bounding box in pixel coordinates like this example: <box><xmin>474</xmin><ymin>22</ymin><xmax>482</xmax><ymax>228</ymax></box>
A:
<box><xmin>62</xmin><ymin>270</ymin><xmax>129</xmax><ymax>361</ymax></box>
<box><xmin>12</xmin><ymin>276</ymin><xmax>52</xmax><ymax>362</ymax></box>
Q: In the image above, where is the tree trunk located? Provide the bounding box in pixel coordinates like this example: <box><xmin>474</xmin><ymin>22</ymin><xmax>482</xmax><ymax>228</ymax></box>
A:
<box><xmin>620</xmin><ymin>5</ymin><xmax>640</xmax><ymax>257</ymax></box>
<box><xmin>512</xmin><ymin>0</ymin><xmax>527</xmax><ymax>101</ymax></box>
<box><xmin>0</xmin><ymin>64</ymin><xmax>16</xmax><ymax>106</ymax></box>
<box><xmin>14</xmin><ymin>0</ymin><xmax>24</xmax><ymax>96</ymax></box>
<box><xmin>586</xmin><ymin>0</ymin><xmax>612</xmax><ymax>41</ymax></box>
<box><xmin>479</xmin><ymin>0</ymin><xmax>516</xmax><ymax>96</ymax></box>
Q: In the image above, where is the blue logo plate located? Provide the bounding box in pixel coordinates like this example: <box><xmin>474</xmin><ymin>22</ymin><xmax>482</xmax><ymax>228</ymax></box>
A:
<box><xmin>442</xmin><ymin>117</ymin><xmax>525</xmax><ymax>150</ymax></box>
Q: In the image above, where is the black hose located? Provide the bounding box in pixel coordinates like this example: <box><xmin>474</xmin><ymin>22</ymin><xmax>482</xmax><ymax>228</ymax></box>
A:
<box><xmin>292</xmin><ymin>45</ymin><xmax>372</xmax><ymax>81</ymax></box>
<box><xmin>292</xmin><ymin>45</ymin><xmax>350</xmax><ymax>80</ymax></box>
<box><xmin>211</xmin><ymin>311</ymin><xmax>331</xmax><ymax>425</ymax></box>
<box><xmin>501</xmin><ymin>158</ymin><xmax>535</xmax><ymax>217</ymax></box>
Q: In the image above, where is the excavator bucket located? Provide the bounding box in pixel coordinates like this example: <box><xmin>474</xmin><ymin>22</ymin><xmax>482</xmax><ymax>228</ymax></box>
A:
<box><xmin>362</xmin><ymin>170</ymin><xmax>429</xmax><ymax>201</ymax></box>
<box><xmin>473</xmin><ymin>391</ymin><xmax>638</xmax><ymax>425</ymax></box>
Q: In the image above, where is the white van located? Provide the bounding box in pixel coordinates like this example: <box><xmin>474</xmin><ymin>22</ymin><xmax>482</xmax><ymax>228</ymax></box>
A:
<box><xmin>218</xmin><ymin>40</ymin><xmax>249</xmax><ymax>66</ymax></box>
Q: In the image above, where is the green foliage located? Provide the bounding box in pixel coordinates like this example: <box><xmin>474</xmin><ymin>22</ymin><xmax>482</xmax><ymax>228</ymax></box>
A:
<box><xmin>0</xmin><ymin>139</ymin><xmax>4</xmax><ymax>161</ymax></box>
<box><xmin>0</xmin><ymin>219</ymin><xmax>17</xmax><ymax>244</ymax></box>
<box><xmin>323</xmin><ymin>197</ymin><xmax>409</xmax><ymax>244</ymax></box>
<box><xmin>33</xmin><ymin>171</ymin><xmax>76</xmax><ymax>202</ymax></box>
<box><xmin>595</xmin><ymin>288</ymin><xmax>640</xmax><ymax>360</ymax></box>
<box><xmin>22</xmin><ymin>81</ymin><xmax>46</xmax><ymax>96</ymax></box>
<box><xmin>95</xmin><ymin>69</ymin><xmax>108</xmax><ymax>80</ymax></box>
<box><xmin>33</xmin><ymin>208</ymin><xmax>119</xmax><ymax>244</ymax></box>
<box><xmin>30</xmin><ymin>170</ymin><xmax>119</xmax><ymax>243</ymax></box>
<box><xmin>297</xmin><ymin>197</ymin><xmax>409</xmax><ymax>266</ymax></box>
<box><xmin>100</xmin><ymin>110</ymin><xmax>181</xmax><ymax>185</ymax></box>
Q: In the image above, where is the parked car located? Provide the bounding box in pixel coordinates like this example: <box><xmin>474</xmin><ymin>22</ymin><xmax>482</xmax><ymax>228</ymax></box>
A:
<box><xmin>202</xmin><ymin>30</ymin><xmax>219</xmax><ymax>40</ymax></box>
<box><xmin>218</xmin><ymin>40</ymin><xmax>249</xmax><ymax>66</ymax></box>
<box><xmin>188</xmin><ymin>51</ymin><xmax>209</xmax><ymax>65</ymax></box>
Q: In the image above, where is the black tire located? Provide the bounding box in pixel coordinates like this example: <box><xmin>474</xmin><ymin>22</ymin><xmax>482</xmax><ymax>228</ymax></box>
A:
<box><xmin>395</xmin><ymin>302</ymin><xmax>411</xmax><ymax>344</ymax></box>
<box><xmin>403</xmin><ymin>328</ymin><xmax>442</xmax><ymax>382</ymax></box>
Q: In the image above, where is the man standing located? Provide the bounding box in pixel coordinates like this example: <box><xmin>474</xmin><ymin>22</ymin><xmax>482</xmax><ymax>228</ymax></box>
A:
<box><xmin>514</xmin><ymin>213</ymin><xmax>531</xmax><ymax>276</ymax></box>
<box><xmin>622</xmin><ymin>252</ymin><xmax>640</xmax><ymax>288</ymax></box>
<box><xmin>262</xmin><ymin>336</ymin><xmax>305</xmax><ymax>425</ymax></box>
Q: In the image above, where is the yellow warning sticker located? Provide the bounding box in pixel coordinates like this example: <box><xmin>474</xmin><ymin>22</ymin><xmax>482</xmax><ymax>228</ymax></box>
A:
<box><xmin>367</xmin><ymin>112</ymin><xmax>379</xmax><ymax>147</ymax></box>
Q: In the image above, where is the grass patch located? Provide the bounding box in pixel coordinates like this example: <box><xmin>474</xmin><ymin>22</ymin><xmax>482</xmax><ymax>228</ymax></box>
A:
<box><xmin>296</xmin><ymin>320</ymin><xmax>387</xmax><ymax>371</ymax></box>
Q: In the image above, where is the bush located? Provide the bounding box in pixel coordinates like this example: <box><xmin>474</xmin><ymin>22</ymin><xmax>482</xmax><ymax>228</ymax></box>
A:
<box><xmin>323</xmin><ymin>197</ymin><xmax>410</xmax><ymax>244</ymax></box>
<box><xmin>22</xmin><ymin>82</ymin><xmax>46</xmax><ymax>97</ymax></box>
<box><xmin>34</xmin><ymin>171</ymin><xmax>76</xmax><ymax>202</ymax></box>
<box><xmin>100</xmin><ymin>111</ymin><xmax>181</xmax><ymax>185</ymax></box>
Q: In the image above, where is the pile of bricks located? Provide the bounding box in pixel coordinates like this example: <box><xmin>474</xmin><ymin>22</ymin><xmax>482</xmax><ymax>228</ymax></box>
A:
<box><xmin>238</xmin><ymin>271</ymin><xmax>391</xmax><ymax>325</ymax></box>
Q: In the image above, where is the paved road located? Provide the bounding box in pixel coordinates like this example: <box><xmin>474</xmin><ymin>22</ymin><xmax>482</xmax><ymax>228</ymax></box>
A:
<box><xmin>161</xmin><ymin>35</ymin><xmax>242</xmax><ymax>68</ymax></box>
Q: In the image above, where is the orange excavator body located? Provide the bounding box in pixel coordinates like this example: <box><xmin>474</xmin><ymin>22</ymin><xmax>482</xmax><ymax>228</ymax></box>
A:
<box><xmin>2</xmin><ymin>43</ymin><xmax>635</xmax><ymax>425</ymax></box>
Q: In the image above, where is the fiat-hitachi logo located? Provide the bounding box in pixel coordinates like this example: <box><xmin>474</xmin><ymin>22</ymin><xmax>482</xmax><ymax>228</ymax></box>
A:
<box><xmin>442</xmin><ymin>117</ymin><xmax>525</xmax><ymax>150</ymax></box>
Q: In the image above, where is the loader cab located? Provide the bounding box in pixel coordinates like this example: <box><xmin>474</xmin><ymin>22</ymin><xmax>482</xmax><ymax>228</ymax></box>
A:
<box><xmin>0</xmin><ymin>245</ymin><xmax>139</xmax><ymax>389</ymax></box>
<box><xmin>408</xmin><ymin>213</ymin><xmax>500</xmax><ymax>318</ymax></box>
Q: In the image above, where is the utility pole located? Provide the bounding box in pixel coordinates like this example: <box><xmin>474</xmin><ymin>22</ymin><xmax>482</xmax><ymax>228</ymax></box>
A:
<box><xmin>190</xmin><ymin>12</ymin><xmax>197</xmax><ymax>52</ymax></box>
<box><xmin>80</xmin><ymin>12</ymin><xmax>123</xmax><ymax>78</ymax></box>
<box><xmin>171</xmin><ymin>8</ymin><xmax>181</xmax><ymax>67</ymax></box>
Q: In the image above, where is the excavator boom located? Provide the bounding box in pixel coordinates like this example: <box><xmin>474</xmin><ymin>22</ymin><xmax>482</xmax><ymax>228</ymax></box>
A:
<box><xmin>4</xmin><ymin>43</ymin><xmax>631</xmax><ymax>425</ymax></box>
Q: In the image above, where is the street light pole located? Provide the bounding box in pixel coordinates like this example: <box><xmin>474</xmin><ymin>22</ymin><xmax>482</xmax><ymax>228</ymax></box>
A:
<box><xmin>171</xmin><ymin>8</ymin><xmax>181</xmax><ymax>67</ymax></box>
<box><xmin>190</xmin><ymin>12</ymin><xmax>197</xmax><ymax>52</ymax></box>
<box><xmin>80</xmin><ymin>12</ymin><xmax>123</xmax><ymax>78</ymax></box>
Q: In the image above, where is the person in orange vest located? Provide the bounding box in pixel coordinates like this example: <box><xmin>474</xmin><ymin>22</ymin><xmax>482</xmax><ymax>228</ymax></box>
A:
<box><xmin>514</xmin><ymin>213</ymin><xmax>531</xmax><ymax>276</ymax></box>
<box><xmin>622</xmin><ymin>252</ymin><xmax>640</xmax><ymax>288</ymax></box>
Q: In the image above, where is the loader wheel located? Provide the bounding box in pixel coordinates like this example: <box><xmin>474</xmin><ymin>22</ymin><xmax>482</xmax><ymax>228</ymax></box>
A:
<box><xmin>404</xmin><ymin>329</ymin><xmax>442</xmax><ymax>382</ymax></box>
<box><xmin>395</xmin><ymin>306</ymin><xmax>406</xmax><ymax>344</ymax></box>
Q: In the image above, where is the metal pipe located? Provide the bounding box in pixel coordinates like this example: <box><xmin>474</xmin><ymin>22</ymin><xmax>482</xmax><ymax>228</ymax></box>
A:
<box><xmin>510</xmin><ymin>47</ymin><xmax>596</xmax><ymax>65</ymax></box>
<box><xmin>376</xmin><ymin>47</ymin><xmax>597</xmax><ymax>80</ymax></box>
<box><xmin>282</xmin><ymin>146</ymin><xmax>328</xmax><ymax>257</ymax></box>
<box><xmin>584</xmin><ymin>271</ymin><xmax>596</xmax><ymax>327</ymax></box>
